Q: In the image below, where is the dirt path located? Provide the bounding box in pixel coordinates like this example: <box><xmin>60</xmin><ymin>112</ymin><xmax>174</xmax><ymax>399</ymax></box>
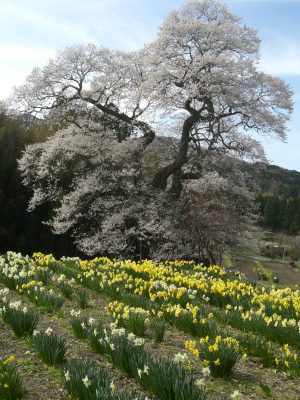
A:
<box><xmin>236</xmin><ymin>256</ymin><xmax>300</xmax><ymax>286</ymax></box>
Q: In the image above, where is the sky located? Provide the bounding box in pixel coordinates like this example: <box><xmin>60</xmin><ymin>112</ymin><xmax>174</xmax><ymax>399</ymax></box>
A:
<box><xmin>0</xmin><ymin>0</ymin><xmax>299</xmax><ymax>171</ymax></box>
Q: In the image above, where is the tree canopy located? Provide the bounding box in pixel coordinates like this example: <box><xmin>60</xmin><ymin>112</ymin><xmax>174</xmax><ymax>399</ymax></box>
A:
<box><xmin>0</xmin><ymin>109</ymin><xmax>77</xmax><ymax>256</ymax></box>
<box><xmin>12</xmin><ymin>0</ymin><xmax>293</xmax><ymax>260</ymax></box>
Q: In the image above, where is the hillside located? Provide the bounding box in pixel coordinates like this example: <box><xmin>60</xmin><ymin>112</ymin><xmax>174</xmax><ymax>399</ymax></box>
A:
<box><xmin>241</xmin><ymin>162</ymin><xmax>300</xmax><ymax>198</ymax></box>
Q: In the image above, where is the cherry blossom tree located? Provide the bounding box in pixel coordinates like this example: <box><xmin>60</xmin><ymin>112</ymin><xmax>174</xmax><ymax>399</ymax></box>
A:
<box><xmin>181</xmin><ymin>168</ymin><xmax>259</xmax><ymax>264</ymax></box>
<box><xmin>14</xmin><ymin>0</ymin><xmax>293</xmax><ymax>258</ymax></box>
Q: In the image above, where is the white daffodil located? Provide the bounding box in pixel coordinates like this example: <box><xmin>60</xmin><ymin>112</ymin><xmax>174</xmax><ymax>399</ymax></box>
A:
<box><xmin>202</xmin><ymin>366</ymin><xmax>210</xmax><ymax>377</ymax></box>
<box><xmin>45</xmin><ymin>327</ymin><xmax>53</xmax><ymax>336</ymax></box>
<box><xmin>64</xmin><ymin>371</ymin><xmax>70</xmax><ymax>382</ymax></box>
<box><xmin>82</xmin><ymin>375</ymin><xmax>91</xmax><ymax>388</ymax></box>
<box><xmin>230</xmin><ymin>390</ymin><xmax>242</xmax><ymax>399</ymax></box>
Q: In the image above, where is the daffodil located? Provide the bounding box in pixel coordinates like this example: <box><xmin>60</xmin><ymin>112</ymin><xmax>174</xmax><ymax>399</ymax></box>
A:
<box><xmin>82</xmin><ymin>375</ymin><xmax>91</xmax><ymax>388</ymax></box>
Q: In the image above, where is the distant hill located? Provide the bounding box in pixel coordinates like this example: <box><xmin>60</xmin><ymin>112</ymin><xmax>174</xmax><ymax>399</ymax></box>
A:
<box><xmin>239</xmin><ymin>163</ymin><xmax>300</xmax><ymax>234</ymax></box>
<box><xmin>240</xmin><ymin>162</ymin><xmax>300</xmax><ymax>198</ymax></box>
<box><xmin>151</xmin><ymin>137</ymin><xmax>300</xmax><ymax>199</ymax></box>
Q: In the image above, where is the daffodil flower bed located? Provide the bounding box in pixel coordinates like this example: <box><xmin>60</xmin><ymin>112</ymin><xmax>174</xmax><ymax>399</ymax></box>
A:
<box><xmin>56</xmin><ymin>276</ymin><xmax>74</xmax><ymax>299</ymax></box>
<box><xmin>30</xmin><ymin>327</ymin><xmax>67</xmax><ymax>365</ymax></box>
<box><xmin>220</xmin><ymin>307</ymin><xmax>300</xmax><ymax>350</ymax></box>
<box><xmin>105</xmin><ymin>301</ymin><xmax>150</xmax><ymax>336</ymax></box>
<box><xmin>0</xmin><ymin>300</ymin><xmax>39</xmax><ymax>338</ymax></box>
<box><xmin>276</xmin><ymin>344</ymin><xmax>300</xmax><ymax>375</ymax></box>
<box><xmin>2</xmin><ymin>251</ymin><xmax>300</xmax><ymax>379</ymax></box>
<box><xmin>0</xmin><ymin>355</ymin><xmax>23</xmax><ymax>400</ymax></box>
<box><xmin>63</xmin><ymin>358</ymin><xmax>147</xmax><ymax>400</ymax></box>
<box><xmin>162</xmin><ymin>302</ymin><xmax>218</xmax><ymax>338</ymax></box>
<box><xmin>77</xmin><ymin>319</ymin><xmax>207</xmax><ymax>400</ymax></box>
<box><xmin>185</xmin><ymin>336</ymin><xmax>240</xmax><ymax>378</ymax></box>
<box><xmin>71</xmin><ymin>314</ymin><xmax>91</xmax><ymax>339</ymax></box>
<box><xmin>0</xmin><ymin>252</ymin><xmax>36</xmax><ymax>290</ymax></box>
<box><xmin>26</xmin><ymin>253</ymin><xmax>300</xmax><ymax>371</ymax></box>
<box><xmin>24</xmin><ymin>285</ymin><xmax>64</xmax><ymax>313</ymax></box>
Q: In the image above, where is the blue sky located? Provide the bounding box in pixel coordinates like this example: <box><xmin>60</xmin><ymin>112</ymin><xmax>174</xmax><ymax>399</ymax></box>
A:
<box><xmin>0</xmin><ymin>0</ymin><xmax>299</xmax><ymax>171</ymax></box>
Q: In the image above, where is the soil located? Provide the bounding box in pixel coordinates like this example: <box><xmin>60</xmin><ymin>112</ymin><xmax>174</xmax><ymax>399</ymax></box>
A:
<box><xmin>235</xmin><ymin>256</ymin><xmax>300</xmax><ymax>286</ymax></box>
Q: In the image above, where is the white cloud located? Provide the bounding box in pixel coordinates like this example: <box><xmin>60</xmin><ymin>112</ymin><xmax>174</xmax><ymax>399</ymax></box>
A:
<box><xmin>260</xmin><ymin>41</ymin><xmax>300</xmax><ymax>76</ymax></box>
<box><xmin>0</xmin><ymin>45</ymin><xmax>57</xmax><ymax>99</ymax></box>
<box><xmin>0</xmin><ymin>44</ymin><xmax>56</xmax><ymax>62</ymax></box>
<box><xmin>227</xmin><ymin>0</ymin><xmax>300</xmax><ymax>3</ymax></box>
<box><xmin>0</xmin><ymin>3</ymin><xmax>93</xmax><ymax>42</ymax></box>
<box><xmin>0</xmin><ymin>1</ymin><xmax>158</xmax><ymax>51</ymax></box>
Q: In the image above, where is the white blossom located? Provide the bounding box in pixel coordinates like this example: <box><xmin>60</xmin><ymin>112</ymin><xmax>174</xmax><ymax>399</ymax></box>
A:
<box><xmin>13</xmin><ymin>0</ymin><xmax>293</xmax><ymax>261</ymax></box>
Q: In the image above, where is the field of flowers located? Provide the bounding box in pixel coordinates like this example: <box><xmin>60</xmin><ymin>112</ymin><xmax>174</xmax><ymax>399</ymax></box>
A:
<box><xmin>0</xmin><ymin>251</ymin><xmax>300</xmax><ymax>399</ymax></box>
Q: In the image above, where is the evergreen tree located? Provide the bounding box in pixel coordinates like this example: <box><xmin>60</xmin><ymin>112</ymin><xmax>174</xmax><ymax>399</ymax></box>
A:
<box><xmin>0</xmin><ymin>111</ymin><xmax>76</xmax><ymax>256</ymax></box>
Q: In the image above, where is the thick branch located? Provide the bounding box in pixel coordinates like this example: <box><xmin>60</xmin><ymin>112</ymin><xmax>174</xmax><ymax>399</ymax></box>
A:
<box><xmin>82</xmin><ymin>96</ymin><xmax>155</xmax><ymax>147</ymax></box>
<box><xmin>152</xmin><ymin>110</ymin><xmax>200</xmax><ymax>191</ymax></box>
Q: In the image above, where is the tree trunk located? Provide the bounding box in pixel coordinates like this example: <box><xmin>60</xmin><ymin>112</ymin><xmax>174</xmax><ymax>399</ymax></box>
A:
<box><xmin>152</xmin><ymin>114</ymin><xmax>199</xmax><ymax>195</ymax></box>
